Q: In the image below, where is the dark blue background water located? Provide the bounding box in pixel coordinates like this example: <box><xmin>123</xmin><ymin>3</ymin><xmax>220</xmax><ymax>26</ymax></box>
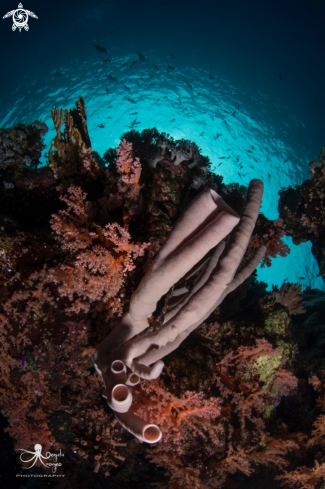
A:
<box><xmin>0</xmin><ymin>0</ymin><xmax>324</xmax><ymax>289</ymax></box>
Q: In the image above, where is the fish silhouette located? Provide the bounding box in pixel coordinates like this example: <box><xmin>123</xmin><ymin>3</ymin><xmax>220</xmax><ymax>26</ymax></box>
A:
<box><xmin>93</xmin><ymin>43</ymin><xmax>108</xmax><ymax>53</ymax></box>
<box><xmin>107</xmin><ymin>74</ymin><xmax>118</xmax><ymax>82</ymax></box>
<box><xmin>138</xmin><ymin>51</ymin><xmax>146</xmax><ymax>62</ymax></box>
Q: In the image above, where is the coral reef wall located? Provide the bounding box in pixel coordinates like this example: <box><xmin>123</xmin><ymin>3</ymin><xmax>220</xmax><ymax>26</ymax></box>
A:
<box><xmin>0</xmin><ymin>98</ymin><xmax>325</xmax><ymax>488</ymax></box>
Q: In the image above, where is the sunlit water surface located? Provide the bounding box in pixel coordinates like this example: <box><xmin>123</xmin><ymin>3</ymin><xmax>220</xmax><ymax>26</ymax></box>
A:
<box><xmin>0</xmin><ymin>51</ymin><xmax>323</xmax><ymax>292</ymax></box>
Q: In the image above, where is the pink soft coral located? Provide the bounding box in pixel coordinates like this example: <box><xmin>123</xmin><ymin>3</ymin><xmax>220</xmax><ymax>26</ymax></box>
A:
<box><xmin>49</xmin><ymin>186</ymin><xmax>150</xmax><ymax>316</ymax></box>
<box><xmin>50</xmin><ymin>185</ymin><xmax>95</xmax><ymax>252</ymax></box>
<box><xmin>115</xmin><ymin>138</ymin><xmax>143</xmax><ymax>215</ymax></box>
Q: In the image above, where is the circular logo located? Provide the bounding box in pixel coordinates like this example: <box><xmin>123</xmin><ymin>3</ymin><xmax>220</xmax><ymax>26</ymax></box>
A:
<box><xmin>13</xmin><ymin>8</ymin><xmax>28</xmax><ymax>29</ymax></box>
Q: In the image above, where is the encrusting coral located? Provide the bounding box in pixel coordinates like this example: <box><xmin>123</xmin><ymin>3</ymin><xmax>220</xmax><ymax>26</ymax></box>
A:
<box><xmin>0</xmin><ymin>97</ymin><xmax>324</xmax><ymax>488</ymax></box>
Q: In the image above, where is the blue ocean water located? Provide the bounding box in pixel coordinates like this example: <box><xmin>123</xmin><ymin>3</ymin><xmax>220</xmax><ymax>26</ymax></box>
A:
<box><xmin>0</xmin><ymin>0</ymin><xmax>324</xmax><ymax>291</ymax></box>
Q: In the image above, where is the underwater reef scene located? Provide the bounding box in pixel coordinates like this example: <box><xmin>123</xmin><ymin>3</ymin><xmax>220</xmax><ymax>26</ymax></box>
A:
<box><xmin>1</xmin><ymin>96</ymin><xmax>325</xmax><ymax>489</ymax></box>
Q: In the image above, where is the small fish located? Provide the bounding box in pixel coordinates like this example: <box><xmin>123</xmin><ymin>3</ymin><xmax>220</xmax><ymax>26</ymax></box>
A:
<box><xmin>219</xmin><ymin>156</ymin><xmax>225</xmax><ymax>159</ymax></box>
<box><xmin>226</xmin><ymin>156</ymin><xmax>231</xmax><ymax>159</ymax></box>
<box><xmin>56</xmin><ymin>70</ymin><xmax>62</xmax><ymax>76</ymax></box>
<box><xmin>233</xmin><ymin>112</ymin><xmax>236</xmax><ymax>117</ymax></box>
<box><xmin>245</xmin><ymin>149</ymin><xmax>253</xmax><ymax>153</ymax></box>
<box><xmin>125</xmin><ymin>97</ymin><xmax>137</xmax><ymax>104</ymax></box>
<box><xmin>210</xmin><ymin>116</ymin><xmax>214</xmax><ymax>121</ymax></box>
<box><xmin>267</xmin><ymin>157</ymin><xmax>269</xmax><ymax>162</ymax></box>
<box><xmin>253</xmin><ymin>157</ymin><xmax>258</xmax><ymax>162</ymax></box>
<box><xmin>95</xmin><ymin>124</ymin><xmax>105</xmax><ymax>128</ymax></box>
<box><xmin>237</xmin><ymin>105</ymin><xmax>240</xmax><ymax>110</ymax></box>
<box><xmin>268</xmin><ymin>173</ymin><xmax>271</xmax><ymax>177</ymax></box>
<box><xmin>107</xmin><ymin>74</ymin><xmax>118</xmax><ymax>82</ymax></box>
<box><xmin>238</xmin><ymin>172</ymin><xmax>241</xmax><ymax>177</ymax></box>
<box><xmin>103</xmin><ymin>58</ymin><xmax>111</xmax><ymax>63</ymax></box>
<box><xmin>279</xmin><ymin>74</ymin><xmax>282</xmax><ymax>80</ymax></box>
<box><xmin>21</xmin><ymin>354</ymin><xmax>26</xmax><ymax>367</ymax></box>
<box><xmin>302</xmin><ymin>303</ymin><xmax>306</xmax><ymax>310</ymax></box>
<box><xmin>209</xmin><ymin>72</ymin><xmax>214</xmax><ymax>79</ymax></box>
<box><xmin>284</xmin><ymin>158</ymin><xmax>289</xmax><ymax>163</ymax></box>
<box><xmin>251</xmin><ymin>145</ymin><xmax>255</xmax><ymax>149</ymax></box>
<box><xmin>169</xmin><ymin>51</ymin><xmax>174</xmax><ymax>59</ymax></box>
<box><xmin>138</xmin><ymin>51</ymin><xmax>146</xmax><ymax>62</ymax></box>
<box><xmin>130</xmin><ymin>112</ymin><xmax>138</xmax><ymax>115</ymax></box>
<box><xmin>216</xmin><ymin>133</ymin><xmax>222</xmax><ymax>139</ymax></box>
<box><xmin>224</xmin><ymin>110</ymin><xmax>230</xmax><ymax>114</ymax></box>
<box><xmin>185</xmin><ymin>80</ymin><xmax>193</xmax><ymax>90</ymax></box>
<box><xmin>218</xmin><ymin>163</ymin><xmax>222</xmax><ymax>166</ymax></box>
<box><xmin>124</xmin><ymin>84</ymin><xmax>131</xmax><ymax>91</ymax></box>
<box><xmin>152</xmin><ymin>63</ymin><xmax>159</xmax><ymax>71</ymax></box>
<box><xmin>250</xmin><ymin>116</ymin><xmax>255</xmax><ymax>119</ymax></box>
<box><xmin>130</xmin><ymin>60</ymin><xmax>138</xmax><ymax>69</ymax></box>
<box><xmin>299</xmin><ymin>277</ymin><xmax>305</xmax><ymax>280</ymax></box>
<box><xmin>170</xmin><ymin>118</ymin><xmax>175</xmax><ymax>122</ymax></box>
<box><xmin>168</xmin><ymin>65</ymin><xmax>175</xmax><ymax>71</ymax></box>
<box><xmin>106</xmin><ymin>87</ymin><xmax>108</xmax><ymax>96</ymax></box>
<box><xmin>197</xmin><ymin>92</ymin><xmax>201</xmax><ymax>97</ymax></box>
<box><xmin>93</xmin><ymin>43</ymin><xmax>108</xmax><ymax>53</ymax></box>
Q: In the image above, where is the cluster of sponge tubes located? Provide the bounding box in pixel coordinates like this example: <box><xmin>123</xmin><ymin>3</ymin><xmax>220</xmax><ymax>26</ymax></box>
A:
<box><xmin>96</xmin><ymin>359</ymin><xmax>162</xmax><ymax>443</ymax></box>
<box><xmin>95</xmin><ymin>180</ymin><xmax>266</xmax><ymax>443</ymax></box>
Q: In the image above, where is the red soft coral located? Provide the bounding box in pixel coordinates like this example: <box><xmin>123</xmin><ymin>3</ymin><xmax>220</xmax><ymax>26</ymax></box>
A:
<box><xmin>248</xmin><ymin>218</ymin><xmax>290</xmax><ymax>267</ymax></box>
